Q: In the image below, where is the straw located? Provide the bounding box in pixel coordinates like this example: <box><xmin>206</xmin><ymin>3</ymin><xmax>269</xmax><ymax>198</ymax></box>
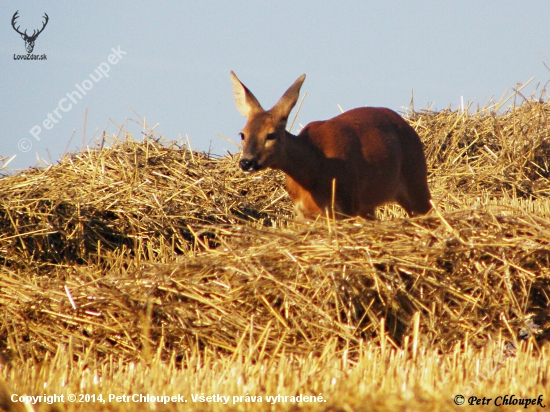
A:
<box><xmin>0</xmin><ymin>91</ymin><xmax>549</xmax><ymax>367</ymax></box>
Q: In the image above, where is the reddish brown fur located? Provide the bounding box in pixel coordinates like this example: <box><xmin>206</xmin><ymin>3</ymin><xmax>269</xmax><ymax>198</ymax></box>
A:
<box><xmin>231</xmin><ymin>72</ymin><xmax>431</xmax><ymax>219</ymax></box>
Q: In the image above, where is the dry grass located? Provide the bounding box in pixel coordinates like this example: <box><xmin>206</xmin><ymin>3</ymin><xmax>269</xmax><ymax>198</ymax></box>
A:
<box><xmin>2</xmin><ymin>337</ymin><xmax>548</xmax><ymax>411</ymax></box>
<box><xmin>0</xmin><ymin>88</ymin><xmax>549</xmax><ymax>411</ymax></box>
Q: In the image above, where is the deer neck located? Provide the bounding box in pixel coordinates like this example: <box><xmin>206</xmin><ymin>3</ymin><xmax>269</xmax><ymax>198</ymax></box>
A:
<box><xmin>276</xmin><ymin>131</ymin><xmax>323</xmax><ymax>190</ymax></box>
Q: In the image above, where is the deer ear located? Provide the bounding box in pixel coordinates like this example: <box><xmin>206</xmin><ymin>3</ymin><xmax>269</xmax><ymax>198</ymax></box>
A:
<box><xmin>230</xmin><ymin>71</ymin><xmax>263</xmax><ymax>118</ymax></box>
<box><xmin>272</xmin><ymin>74</ymin><xmax>306</xmax><ymax>122</ymax></box>
<box><xmin>20</xmin><ymin>34</ymin><xmax>25</xmax><ymax>40</ymax></box>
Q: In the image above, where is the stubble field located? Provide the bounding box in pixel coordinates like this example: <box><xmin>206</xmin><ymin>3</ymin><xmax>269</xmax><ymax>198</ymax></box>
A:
<box><xmin>1</xmin><ymin>90</ymin><xmax>549</xmax><ymax>411</ymax></box>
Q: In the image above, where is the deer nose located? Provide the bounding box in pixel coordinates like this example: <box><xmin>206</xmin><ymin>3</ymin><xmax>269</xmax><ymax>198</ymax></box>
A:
<box><xmin>239</xmin><ymin>158</ymin><xmax>255</xmax><ymax>171</ymax></box>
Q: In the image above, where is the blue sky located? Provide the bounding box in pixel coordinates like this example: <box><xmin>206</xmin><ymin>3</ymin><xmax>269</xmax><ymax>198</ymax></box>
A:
<box><xmin>2</xmin><ymin>2</ymin><xmax>550</xmax><ymax>172</ymax></box>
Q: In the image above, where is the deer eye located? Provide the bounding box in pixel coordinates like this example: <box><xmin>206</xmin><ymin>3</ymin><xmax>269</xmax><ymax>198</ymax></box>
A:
<box><xmin>266</xmin><ymin>132</ymin><xmax>277</xmax><ymax>141</ymax></box>
<box><xmin>239</xmin><ymin>132</ymin><xmax>245</xmax><ymax>140</ymax></box>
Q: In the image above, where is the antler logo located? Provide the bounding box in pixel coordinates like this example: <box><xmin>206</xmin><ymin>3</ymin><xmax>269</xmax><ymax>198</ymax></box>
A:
<box><xmin>11</xmin><ymin>10</ymin><xmax>49</xmax><ymax>54</ymax></box>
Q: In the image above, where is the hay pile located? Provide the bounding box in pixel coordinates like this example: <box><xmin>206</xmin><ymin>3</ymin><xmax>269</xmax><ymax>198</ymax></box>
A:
<box><xmin>416</xmin><ymin>98</ymin><xmax>550</xmax><ymax>199</ymax></box>
<box><xmin>1</xmin><ymin>97</ymin><xmax>550</xmax><ymax>365</ymax></box>
<box><xmin>0</xmin><ymin>137</ymin><xmax>292</xmax><ymax>268</ymax></box>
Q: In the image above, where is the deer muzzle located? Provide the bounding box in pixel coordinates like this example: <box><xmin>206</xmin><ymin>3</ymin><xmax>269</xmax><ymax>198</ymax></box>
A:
<box><xmin>239</xmin><ymin>158</ymin><xmax>260</xmax><ymax>172</ymax></box>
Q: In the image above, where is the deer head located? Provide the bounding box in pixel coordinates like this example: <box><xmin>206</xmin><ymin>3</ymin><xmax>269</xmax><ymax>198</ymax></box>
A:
<box><xmin>12</xmin><ymin>11</ymin><xmax>49</xmax><ymax>54</ymax></box>
<box><xmin>231</xmin><ymin>71</ymin><xmax>306</xmax><ymax>172</ymax></box>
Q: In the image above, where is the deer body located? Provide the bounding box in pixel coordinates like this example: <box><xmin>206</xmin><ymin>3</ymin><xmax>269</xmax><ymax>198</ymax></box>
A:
<box><xmin>231</xmin><ymin>72</ymin><xmax>431</xmax><ymax>219</ymax></box>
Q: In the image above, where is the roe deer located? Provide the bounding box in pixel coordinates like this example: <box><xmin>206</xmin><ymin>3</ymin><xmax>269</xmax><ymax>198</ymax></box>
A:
<box><xmin>230</xmin><ymin>71</ymin><xmax>431</xmax><ymax>219</ymax></box>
